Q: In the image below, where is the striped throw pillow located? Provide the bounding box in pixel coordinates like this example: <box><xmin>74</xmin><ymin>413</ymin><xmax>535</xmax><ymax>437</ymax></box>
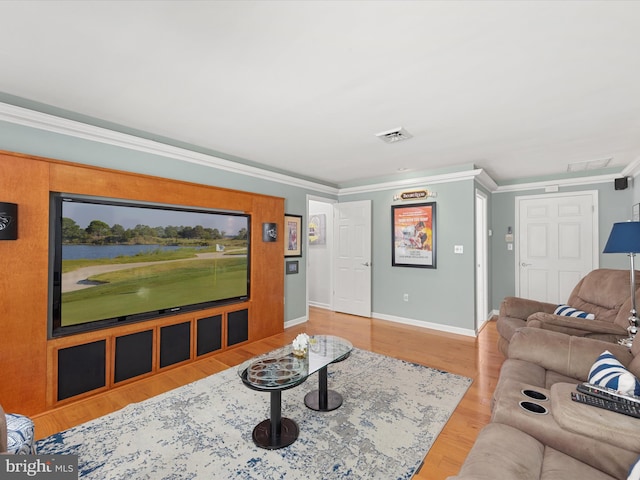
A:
<box><xmin>588</xmin><ymin>350</ymin><xmax>640</xmax><ymax>396</ymax></box>
<box><xmin>629</xmin><ymin>455</ymin><xmax>640</xmax><ymax>480</ymax></box>
<box><xmin>554</xmin><ymin>304</ymin><xmax>595</xmax><ymax>320</ymax></box>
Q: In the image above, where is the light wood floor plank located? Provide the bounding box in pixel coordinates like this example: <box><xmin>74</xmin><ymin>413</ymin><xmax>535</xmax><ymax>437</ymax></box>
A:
<box><xmin>31</xmin><ymin>308</ymin><xmax>504</xmax><ymax>480</ymax></box>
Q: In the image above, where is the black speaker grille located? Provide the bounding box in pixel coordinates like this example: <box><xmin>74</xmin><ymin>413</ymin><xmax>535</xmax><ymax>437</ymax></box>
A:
<box><xmin>114</xmin><ymin>330</ymin><xmax>153</xmax><ymax>383</ymax></box>
<box><xmin>160</xmin><ymin>322</ymin><xmax>191</xmax><ymax>368</ymax></box>
<box><xmin>197</xmin><ymin>315</ymin><xmax>222</xmax><ymax>356</ymax></box>
<box><xmin>227</xmin><ymin>309</ymin><xmax>249</xmax><ymax>346</ymax></box>
<box><xmin>57</xmin><ymin>340</ymin><xmax>106</xmax><ymax>400</ymax></box>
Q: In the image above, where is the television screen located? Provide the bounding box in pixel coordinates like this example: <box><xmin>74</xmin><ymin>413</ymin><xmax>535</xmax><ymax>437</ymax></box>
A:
<box><xmin>50</xmin><ymin>193</ymin><xmax>250</xmax><ymax>337</ymax></box>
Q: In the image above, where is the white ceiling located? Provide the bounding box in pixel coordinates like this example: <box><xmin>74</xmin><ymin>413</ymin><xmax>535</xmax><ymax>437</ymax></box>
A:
<box><xmin>1</xmin><ymin>0</ymin><xmax>639</xmax><ymax>187</ymax></box>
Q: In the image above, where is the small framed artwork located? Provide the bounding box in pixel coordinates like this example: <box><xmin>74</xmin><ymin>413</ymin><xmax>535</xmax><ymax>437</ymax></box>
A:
<box><xmin>391</xmin><ymin>202</ymin><xmax>436</xmax><ymax>268</ymax></box>
<box><xmin>284</xmin><ymin>214</ymin><xmax>303</xmax><ymax>257</ymax></box>
<box><xmin>262</xmin><ymin>222</ymin><xmax>277</xmax><ymax>242</ymax></box>
<box><xmin>309</xmin><ymin>213</ymin><xmax>326</xmax><ymax>246</ymax></box>
<box><xmin>286</xmin><ymin>260</ymin><xmax>299</xmax><ymax>275</ymax></box>
<box><xmin>633</xmin><ymin>204</ymin><xmax>640</xmax><ymax>222</ymax></box>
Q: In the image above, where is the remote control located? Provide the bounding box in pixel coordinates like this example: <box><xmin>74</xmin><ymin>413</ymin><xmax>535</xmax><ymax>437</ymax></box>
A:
<box><xmin>577</xmin><ymin>383</ymin><xmax>640</xmax><ymax>406</ymax></box>
<box><xmin>571</xmin><ymin>392</ymin><xmax>640</xmax><ymax>419</ymax></box>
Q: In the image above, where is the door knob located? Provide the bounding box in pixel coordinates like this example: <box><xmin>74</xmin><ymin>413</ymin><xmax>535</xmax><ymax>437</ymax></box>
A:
<box><xmin>362</xmin><ymin>262</ymin><xmax>371</xmax><ymax>267</ymax></box>
<box><xmin>521</xmin><ymin>262</ymin><xmax>532</xmax><ymax>267</ymax></box>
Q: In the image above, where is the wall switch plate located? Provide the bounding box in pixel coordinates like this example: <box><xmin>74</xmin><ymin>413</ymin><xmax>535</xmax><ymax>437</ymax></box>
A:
<box><xmin>507</xmin><ymin>243</ymin><xmax>513</xmax><ymax>251</ymax></box>
<box><xmin>454</xmin><ymin>245</ymin><xmax>463</xmax><ymax>254</ymax></box>
<box><xmin>403</xmin><ymin>293</ymin><xmax>409</xmax><ymax>302</ymax></box>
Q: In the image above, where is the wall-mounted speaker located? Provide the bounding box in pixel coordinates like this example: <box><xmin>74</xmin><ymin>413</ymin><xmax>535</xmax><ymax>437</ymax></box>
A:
<box><xmin>0</xmin><ymin>202</ymin><xmax>17</xmax><ymax>240</ymax></box>
<box><xmin>615</xmin><ymin>177</ymin><xmax>629</xmax><ymax>190</ymax></box>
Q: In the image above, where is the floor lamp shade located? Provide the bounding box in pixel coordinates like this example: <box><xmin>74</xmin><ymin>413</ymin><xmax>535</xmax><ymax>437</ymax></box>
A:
<box><xmin>603</xmin><ymin>222</ymin><xmax>640</xmax><ymax>254</ymax></box>
<box><xmin>603</xmin><ymin>221</ymin><xmax>640</xmax><ymax>347</ymax></box>
<box><xmin>0</xmin><ymin>202</ymin><xmax>17</xmax><ymax>240</ymax></box>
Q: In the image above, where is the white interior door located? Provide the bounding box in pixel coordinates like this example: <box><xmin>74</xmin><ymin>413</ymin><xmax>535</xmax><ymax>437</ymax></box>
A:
<box><xmin>475</xmin><ymin>190</ymin><xmax>488</xmax><ymax>331</ymax></box>
<box><xmin>516</xmin><ymin>191</ymin><xmax>598</xmax><ymax>303</ymax></box>
<box><xmin>333</xmin><ymin>200</ymin><xmax>372</xmax><ymax>317</ymax></box>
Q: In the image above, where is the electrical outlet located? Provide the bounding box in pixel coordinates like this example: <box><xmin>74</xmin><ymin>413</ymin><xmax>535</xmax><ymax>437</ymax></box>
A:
<box><xmin>403</xmin><ymin>293</ymin><xmax>409</xmax><ymax>302</ymax></box>
<box><xmin>454</xmin><ymin>245</ymin><xmax>463</xmax><ymax>254</ymax></box>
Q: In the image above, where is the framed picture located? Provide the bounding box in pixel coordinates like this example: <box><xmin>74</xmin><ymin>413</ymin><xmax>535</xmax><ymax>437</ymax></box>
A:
<box><xmin>309</xmin><ymin>213</ymin><xmax>326</xmax><ymax>246</ymax></box>
<box><xmin>262</xmin><ymin>222</ymin><xmax>277</xmax><ymax>242</ymax></box>
<box><xmin>633</xmin><ymin>203</ymin><xmax>640</xmax><ymax>222</ymax></box>
<box><xmin>391</xmin><ymin>202</ymin><xmax>436</xmax><ymax>268</ymax></box>
<box><xmin>285</xmin><ymin>260</ymin><xmax>299</xmax><ymax>275</ymax></box>
<box><xmin>284</xmin><ymin>214</ymin><xmax>303</xmax><ymax>257</ymax></box>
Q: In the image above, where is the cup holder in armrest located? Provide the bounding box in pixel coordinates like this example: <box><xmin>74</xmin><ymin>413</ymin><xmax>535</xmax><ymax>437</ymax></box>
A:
<box><xmin>521</xmin><ymin>389</ymin><xmax>549</xmax><ymax>402</ymax></box>
<box><xmin>519</xmin><ymin>401</ymin><xmax>548</xmax><ymax>415</ymax></box>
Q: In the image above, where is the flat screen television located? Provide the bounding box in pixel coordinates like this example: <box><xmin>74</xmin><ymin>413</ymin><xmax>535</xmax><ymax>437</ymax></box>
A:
<box><xmin>49</xmin><ymin>193</ymin><xmax>250</xmax><ymax>337</ymax></box>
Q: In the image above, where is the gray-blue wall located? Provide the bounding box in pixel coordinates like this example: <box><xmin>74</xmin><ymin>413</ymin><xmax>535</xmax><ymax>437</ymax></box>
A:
<box><xmin>490</xmin><ymin>182</ymin><xmax>633</xmax><ymax>308</ymax></box>
<box><xmin>342</xmin><ymin>179</ymin><xmax>477</xmax><ymax>333</ymax></box>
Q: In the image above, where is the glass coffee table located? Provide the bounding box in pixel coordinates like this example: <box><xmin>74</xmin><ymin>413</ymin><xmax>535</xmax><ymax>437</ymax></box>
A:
<box><xmin>238</xmin><ymin>335</ymin><xmax>352</xmax><ymax>449</ymax></box>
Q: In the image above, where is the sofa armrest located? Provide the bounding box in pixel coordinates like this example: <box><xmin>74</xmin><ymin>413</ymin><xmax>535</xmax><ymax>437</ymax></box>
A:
<box><xmin>499</xmin><ymin>296</ymin><xmax>556</xmax><ymax>321</ymax></box>
<box><xmin>551</xmin><ymin>383</ymin><xmax>640</xmax><ymax>451</ymax></box>
<box><xmin>527</xmin><ymin>312</ymin><xmax>628</xmax><ymax>336</ymax></box>
<box><xmin>508</xmin><ymin>327</ymin><xmax>633</xmax><ymax>380</ymax></box>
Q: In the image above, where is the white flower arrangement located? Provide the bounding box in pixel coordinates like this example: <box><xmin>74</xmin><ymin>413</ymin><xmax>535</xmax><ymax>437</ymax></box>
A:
<box><xmin>292</xmin><ymin>333</ymin><xmax>310</xmax><ymax>357</ymax></box>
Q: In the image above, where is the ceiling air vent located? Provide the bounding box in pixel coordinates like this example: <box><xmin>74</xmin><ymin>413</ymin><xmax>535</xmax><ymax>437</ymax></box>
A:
<box><xmin>375</xmin><ymin>127</ymin><xmax>413</xmax><ymax>144</ymax></box>
<box><xmin>567</xmin><ymin>157</ymin><xmax>612</xmax><ymax>172</ymax></box>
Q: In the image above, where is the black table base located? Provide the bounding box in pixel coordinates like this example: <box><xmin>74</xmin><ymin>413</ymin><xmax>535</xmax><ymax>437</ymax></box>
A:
<box><xmin>304</xmin><ymin>365</ymin><xmax>343</xmax><ymax>411</ymax></box>
<box><xmin>252</xmin><ymin>389</ymin><xmax>300</xmax><ymax>449</ymax></box>
<box><xmin>252</xmin><ymin>417</ymin><xmax>299</xmax><ymax>449</ymax></box>
<box><xmin>304</xmin><ymin>389</ymin><xmax>343</xmax><ymax>411</ymax></box>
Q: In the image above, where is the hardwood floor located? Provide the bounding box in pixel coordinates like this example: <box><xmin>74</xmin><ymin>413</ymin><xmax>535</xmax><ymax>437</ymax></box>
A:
<box><xmin>32</xmin><ymin>308</ymin><xmax>504</xmax><ymax>479</ymax></box>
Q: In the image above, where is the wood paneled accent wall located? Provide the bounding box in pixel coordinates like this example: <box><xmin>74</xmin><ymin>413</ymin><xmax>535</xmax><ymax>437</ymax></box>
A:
<box><xmin>0</xmin><ymin>151</ymin><xmax>285</xmax><ymax>415</ymax></box>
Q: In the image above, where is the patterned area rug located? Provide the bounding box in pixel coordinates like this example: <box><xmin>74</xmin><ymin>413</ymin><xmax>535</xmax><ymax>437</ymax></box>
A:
<box><xmin>37</xmin><ymin>349</ymin><xmax>472</xmax><ymax>479</ymax></box>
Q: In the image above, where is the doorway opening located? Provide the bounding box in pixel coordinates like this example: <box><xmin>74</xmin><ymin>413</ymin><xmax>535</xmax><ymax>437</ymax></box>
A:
<box><xmin>307</xmin><ymin>197</ymin><xmax>337</xmax><ymax>316</ymax></box>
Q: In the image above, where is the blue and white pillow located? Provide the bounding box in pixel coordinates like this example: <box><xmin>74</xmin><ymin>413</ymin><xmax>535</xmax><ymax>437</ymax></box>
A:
<box><xmin>5</xmin><ymin>413</ymin><xmax>36</xmax><ymax>454</ymax></box>
<box><xmin>588</xmin><ymin>350</ymin><xmax>640</xmax><ymax>397</ymax></box>
<box><xmin>629</xmin><ymin>455</ymin><xmax>640</xmax><ymax>480</ymax></box>
<box><xmin>554</xmin><ymin>304</ymin><xmax>595</xmax><ymax>320</ymax></box>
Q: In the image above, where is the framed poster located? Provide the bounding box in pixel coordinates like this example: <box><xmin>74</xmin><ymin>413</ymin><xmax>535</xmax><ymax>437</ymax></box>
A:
<box><xmin>391</xmin><ymin>202</ymin><xmax>436</xmax><ymax>268</ymax></box>
<box><xmin>284</xmin><ymin>214</ymin><xmax>302</xmax><ymax>257</ymax></box>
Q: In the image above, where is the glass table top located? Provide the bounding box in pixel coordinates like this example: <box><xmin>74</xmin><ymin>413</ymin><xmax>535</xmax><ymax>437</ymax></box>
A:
<box><xmin>238</xmin><ymin>335</ymin><xmax>353</xmax><ymax>391</ymax></box>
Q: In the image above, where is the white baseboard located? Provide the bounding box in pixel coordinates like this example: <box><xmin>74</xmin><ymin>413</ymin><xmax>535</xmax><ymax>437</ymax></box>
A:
<box><xmin>284</xmin><ymin>315</ymin><xmax>308</xmax><ymax>329</ymax></box>
<box><xmin>287</xmin><ymin>308</ymin><xmax>491</xmax><ymax>336</ymax></box>
<box><xmin>308</xmin><ymin>301</ymin><xmax>331</xmax><ymax>310</ymax></box>
<box><xmin>372</xmin><ymin>312</ymin><xmax>477</xmax><ymax>337</ymax></box>
<box><xmin>476</xmin><ymin>309</ymin><xmax>500</xmax><ymax>333</ymax></box>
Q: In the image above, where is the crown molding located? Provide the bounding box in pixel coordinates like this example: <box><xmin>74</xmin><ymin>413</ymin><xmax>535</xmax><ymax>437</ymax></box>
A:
<box><xmin>622</xmin><ymin>156</ymin><xmax>640</xmax><ymax>178</ymax></box>
<box><xmin>0</xmin><ymin>102</ymin><xmax>339</xmax><ymax>195</ymax></box>
<box><xmin>338</xmin><ymin>168</ymin><xmax>496</xmax><ymax>196</ymax></box>
<box><xmin>493</xmin><ymin>173</ymin><xmax>618</xmax><ymax>193</ymax></box>
<box><xmin>474</xmin><ymin>169</ymin><xmax>499</xmax><ymax>192</ymax></box>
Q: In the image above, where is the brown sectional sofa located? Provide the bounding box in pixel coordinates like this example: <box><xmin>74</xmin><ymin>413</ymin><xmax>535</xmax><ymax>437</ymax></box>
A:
<box><xmin>497</xmin><ymin>269</ymin><xmax>637</xmax><ymax>357</ymax></box>
<box><xmin>449</xmin><ymin>423</ymin><xmax>618</xmax><ymax>480</ymax></box>
<box><xmin>448</xmin><ymin>327</ymin><xmax>640</xmax><ymax>480</ymax></box>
